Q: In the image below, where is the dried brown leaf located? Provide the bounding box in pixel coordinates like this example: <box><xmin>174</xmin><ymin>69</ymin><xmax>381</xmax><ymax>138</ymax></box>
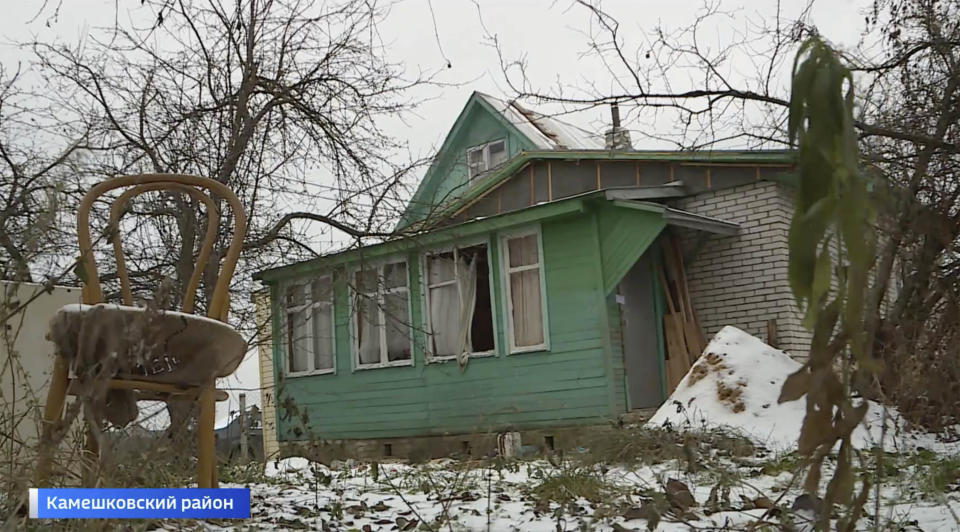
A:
<box><xmin>779</xmin><ymin>368</ymin><xmax>812</xmax><ymax>403</ymax></box>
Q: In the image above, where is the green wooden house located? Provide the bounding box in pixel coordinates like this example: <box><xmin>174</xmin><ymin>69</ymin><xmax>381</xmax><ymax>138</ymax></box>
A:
<box><xmin>254</xmin><ymin>92</ymin><xmax>797</xmax><ymax>452</ymax></box>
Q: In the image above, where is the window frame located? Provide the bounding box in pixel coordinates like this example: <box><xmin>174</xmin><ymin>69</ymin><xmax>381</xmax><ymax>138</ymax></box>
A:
<box><xmin>349</xmin><ymin>258</ymin><xmax>415</xmax><ymax>370</ymax></box>
<box><xmin>420</xmin><ymin>238</ymin><xmax>499</xmax><ymax>363</ymax></box>
<box><xmin>466</xmin><ymin>139</ymin><xmax>508</xmax><ymax>180</ymax></box>
<box><xmin>282</xmin><ymin>275</ymin><xmax>336</xmax><ymax>377</ymax></box>
<box><xmin>499</xmin><ymin>226</ymin><xmax>550</xmax><ymax>354</ymax></box>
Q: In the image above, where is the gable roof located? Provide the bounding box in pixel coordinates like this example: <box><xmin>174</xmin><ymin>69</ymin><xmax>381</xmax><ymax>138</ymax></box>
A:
<box><xmin>399</xmin><ymin>92</ymin><xmax>605</xmax><ymax>229</ymax></box>
<box><xmin>475</xmin><ymin>93</ymin><xmax>604</xmax><ymax>150</ymax></box>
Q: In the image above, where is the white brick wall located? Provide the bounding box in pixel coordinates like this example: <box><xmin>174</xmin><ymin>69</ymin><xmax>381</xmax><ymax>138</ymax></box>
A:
<box><xmin>673</xmin><ymin>181</ymin><xmax>812</xmax><ymax>358</ymax></box>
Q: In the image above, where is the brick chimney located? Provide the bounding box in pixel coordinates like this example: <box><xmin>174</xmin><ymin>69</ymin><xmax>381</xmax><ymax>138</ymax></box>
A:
<box><xmin>604</xmin><ymin>102</ymin><xmax>632</xmax><ymax>150</ymax></box>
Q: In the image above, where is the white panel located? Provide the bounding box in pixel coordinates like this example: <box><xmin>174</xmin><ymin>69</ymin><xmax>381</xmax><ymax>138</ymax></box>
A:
<box><xmin>0</xmin><ymin>281</ymin><xmax>82</xmax><ymax>447</ymax></box>
<box><xmin>253</xmin><ymin>290</ymin><xmax>281</xmax><ymax>461</ymax></box>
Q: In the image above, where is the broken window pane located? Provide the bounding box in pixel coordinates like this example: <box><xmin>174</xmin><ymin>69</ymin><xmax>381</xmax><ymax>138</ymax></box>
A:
<box><xmin>424</xmin><ymin>244</ymin><xmax>495</xmax><ymax>358</ymax></box>
<box><xmin>470</xmin><ymin>248</ymin><xmax>495</xmax><ymax>353</ymax></box>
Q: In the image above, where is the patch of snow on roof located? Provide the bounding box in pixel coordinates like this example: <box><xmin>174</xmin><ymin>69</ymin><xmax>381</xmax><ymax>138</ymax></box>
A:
<box><xmin>647</xmin><ymin>326</ymin><xmax>901</xmax><ymax>451</ymax></box>
<box><xmin>477</xmin><ymin>92</ymin><xmax>604</xmax><ymax>150</ymax></box>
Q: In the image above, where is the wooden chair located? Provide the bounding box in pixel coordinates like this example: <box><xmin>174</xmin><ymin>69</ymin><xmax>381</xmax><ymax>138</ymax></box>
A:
<box><xmin>36</xmin><ymin>174</ymin><xmax>247</xmax><ymax>489</ymax></box>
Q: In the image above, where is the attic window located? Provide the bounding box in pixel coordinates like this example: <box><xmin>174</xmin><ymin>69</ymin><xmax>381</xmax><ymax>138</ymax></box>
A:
<box><xmin>467</xmin><ymin>139</ymin><xmax>508</xmax><ymax>180</ymax></box>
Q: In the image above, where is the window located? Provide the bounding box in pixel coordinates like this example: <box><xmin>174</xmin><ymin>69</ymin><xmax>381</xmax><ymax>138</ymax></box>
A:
<box><xmin>501</xmin><ymin>231</ymin><xmax>547</xmax><ymax>352</ymax></box>
<box><xmin>284</xmin><ymin>277</ymin><xmax>335</xmax><ymax>375</ymax></box>
<box><xmin>423</xmin><ymin>243</ymin><xmax>496</xmax><ymax>360</ymax></box>
<box><xmin>353</xmin><ymin>261</ymin><xmax>412</xmax><ymax>368</ymax></box>
<box><xmin>466</xmin><ymin>139</ymin><xmax>508</xmax><ymax>180</ymax></box>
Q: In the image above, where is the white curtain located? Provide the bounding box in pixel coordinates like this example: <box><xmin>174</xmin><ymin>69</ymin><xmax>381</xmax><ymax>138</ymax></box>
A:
<box><xmin>357</xmin><ymin>296</ymin><xmax>380</xmax><ymax>364</ymax></box>
<box><xmin>511</xmin><ymin>269</ymin><xmax>544</xmax><ymax>347</ymax></box>
<box><xmin>456</xmin><ymin>255</ymin><xmax>478</xmax><ymax>370</ymax></box>
<box><xmin>428</xmin><ymin>255</ymin><xmax>459</xmax><ymax>357</ymax></box>
<box><xmin>287</xmin><ymin>308</ymin><xmax>311</xmax><ymax>372</ymax></box>
<box><xmin>312</xmin><ymin>305</ymin><xmax>333</xmax><ymax>370</ymax></box>
<box><xmin>384</xmin><ymin>292</ymin><xmax>411</xmax><ymax>361</ymax></box>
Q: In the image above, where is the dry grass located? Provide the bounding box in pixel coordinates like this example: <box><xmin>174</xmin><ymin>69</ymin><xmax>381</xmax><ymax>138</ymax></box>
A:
<box><xmin>579</xmin><ymin>425</ymin><xmax>756</xmax><ymax>467</ymax></box>
<box><xmin>529</xmin><ymin>466</ymin><xmax>619</xmax><ymax>504</ymax></box>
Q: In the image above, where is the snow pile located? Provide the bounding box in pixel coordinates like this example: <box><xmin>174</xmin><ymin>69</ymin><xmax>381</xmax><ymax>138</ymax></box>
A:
<box><xmin>647</xmin><ymin>326</ymin><xmax>896</xmax><ymax>450</ymax></box>
<box><xmin>265</xmin><ymin>457</ymin><xmax>328</xmax><ymax>479</ymax></box>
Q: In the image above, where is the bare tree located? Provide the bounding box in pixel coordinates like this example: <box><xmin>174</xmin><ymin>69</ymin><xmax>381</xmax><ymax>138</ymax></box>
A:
<box><xmin>14</xmin><ymin>0</ymin><xmax>437</xmax><ymax>444</ymax></box>
<box><xmin>30</xmin><ymin>0</ymin><xmax>433</xmax><ymax>305</ymax></box>
<box><xmin>0</xmin><ymin>65</ymin><xmax>85</xmax><ymax>282</ymax></box>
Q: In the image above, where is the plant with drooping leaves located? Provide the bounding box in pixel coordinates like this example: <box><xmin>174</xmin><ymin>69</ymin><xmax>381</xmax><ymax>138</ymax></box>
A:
<box><xmin>779</xmin><ymin>35</ymin><xmax>881</xmax><ymax>531</ymax></box>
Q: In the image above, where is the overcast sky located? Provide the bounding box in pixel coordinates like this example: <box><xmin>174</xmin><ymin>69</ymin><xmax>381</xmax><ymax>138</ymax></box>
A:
<box><xmin>0</xmin><ymin>0</ymin><xmax>872</xmax><ymax>426</ymax></box>
<box><xmin>2</xmin><ymin>0</ymin><xmax>871</xmax><ymax>158</ymax></box>
<box><xmin>380</xmin><ymin>0</ymin><xmax>869</xmax><ymax>149</ymax></box>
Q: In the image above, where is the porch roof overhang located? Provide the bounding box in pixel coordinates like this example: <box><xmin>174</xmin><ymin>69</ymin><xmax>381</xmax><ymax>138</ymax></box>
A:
<box><xmin>604</xmin><ymin>193</ymin><xmax>740</xmax><ymax>236</ymax></box>
<box><xmin>254</xmin><ymin>187</ymin><xmax>740</xmax><ymax>284</ymax></box>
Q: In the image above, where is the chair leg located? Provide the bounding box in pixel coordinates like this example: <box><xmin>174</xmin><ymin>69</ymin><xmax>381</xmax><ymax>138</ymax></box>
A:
<box><xmin>81</xmin><ymin>419</ymin><xmax>101</xmax><ymax>487</ymax></box>
<box><xmin>211</xmin><ymin>457</ymin><xmax>219</xmax><ymax>489</ymax></box>
<box><xmin>34</xmin><ymin>357</ymin><xmax>69</xmax><ymax>485</ymax></box>
<box><xmin>197</xmin><ymin>384</ymin><xmax>216</xmax><ymax>489</ymax></box>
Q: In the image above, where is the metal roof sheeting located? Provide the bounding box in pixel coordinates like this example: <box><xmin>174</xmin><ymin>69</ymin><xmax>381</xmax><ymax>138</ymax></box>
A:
<box><xmin>477</xmin><ymin>92</ymin><xmax>605</xmax><ymax>150</ymax></box>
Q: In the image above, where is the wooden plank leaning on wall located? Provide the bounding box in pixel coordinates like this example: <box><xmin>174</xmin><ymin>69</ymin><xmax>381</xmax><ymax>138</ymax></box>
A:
<box><xmin>658</xmin><ymin>235</ymin><xmax>707</xmax><ymax>393</ymax></box>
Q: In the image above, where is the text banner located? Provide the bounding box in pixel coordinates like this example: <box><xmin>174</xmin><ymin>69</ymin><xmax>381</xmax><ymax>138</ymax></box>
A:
<box><xmin>29</xmin><ymin>488</ymin><xmax>250</xmax><ymax>519</ymax></box>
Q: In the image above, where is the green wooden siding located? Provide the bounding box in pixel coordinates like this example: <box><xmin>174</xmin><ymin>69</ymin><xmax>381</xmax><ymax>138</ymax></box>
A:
<box><xmin>604</xmin><ymin>293</ymin><xmax>628</xmax><ymax>413</ymax></box>
<box><xmin>269</xmin><ymin>201</ymin><xmax>673</xmax><ymax>442</ymax></box>
<box><xmin>596</xmin><ymin>203</ymin><xmax>666</xmax><ymax>294</ymax></box>
<box><xmin>273</xmin><ymin>212</ymin><xmax>621</xmax><ymax>441</ymax></box>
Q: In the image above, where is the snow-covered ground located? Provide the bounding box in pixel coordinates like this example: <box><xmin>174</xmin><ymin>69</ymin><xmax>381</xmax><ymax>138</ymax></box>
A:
<box><xmin>152</xmin><ymin>327</ymin><xmax>960</xmax><ymax>531</ymax></box>
<box><xmin>177</xmin><ymin>447</ymin><xmax>959</xmax><ymax>531</ymax></box>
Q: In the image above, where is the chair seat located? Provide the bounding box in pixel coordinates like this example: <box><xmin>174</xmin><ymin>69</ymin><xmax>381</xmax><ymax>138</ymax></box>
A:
<box><xmin>48</xmin><ymin>303</ymin><xmax>246</xmax><ymax>387</ymax></box>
